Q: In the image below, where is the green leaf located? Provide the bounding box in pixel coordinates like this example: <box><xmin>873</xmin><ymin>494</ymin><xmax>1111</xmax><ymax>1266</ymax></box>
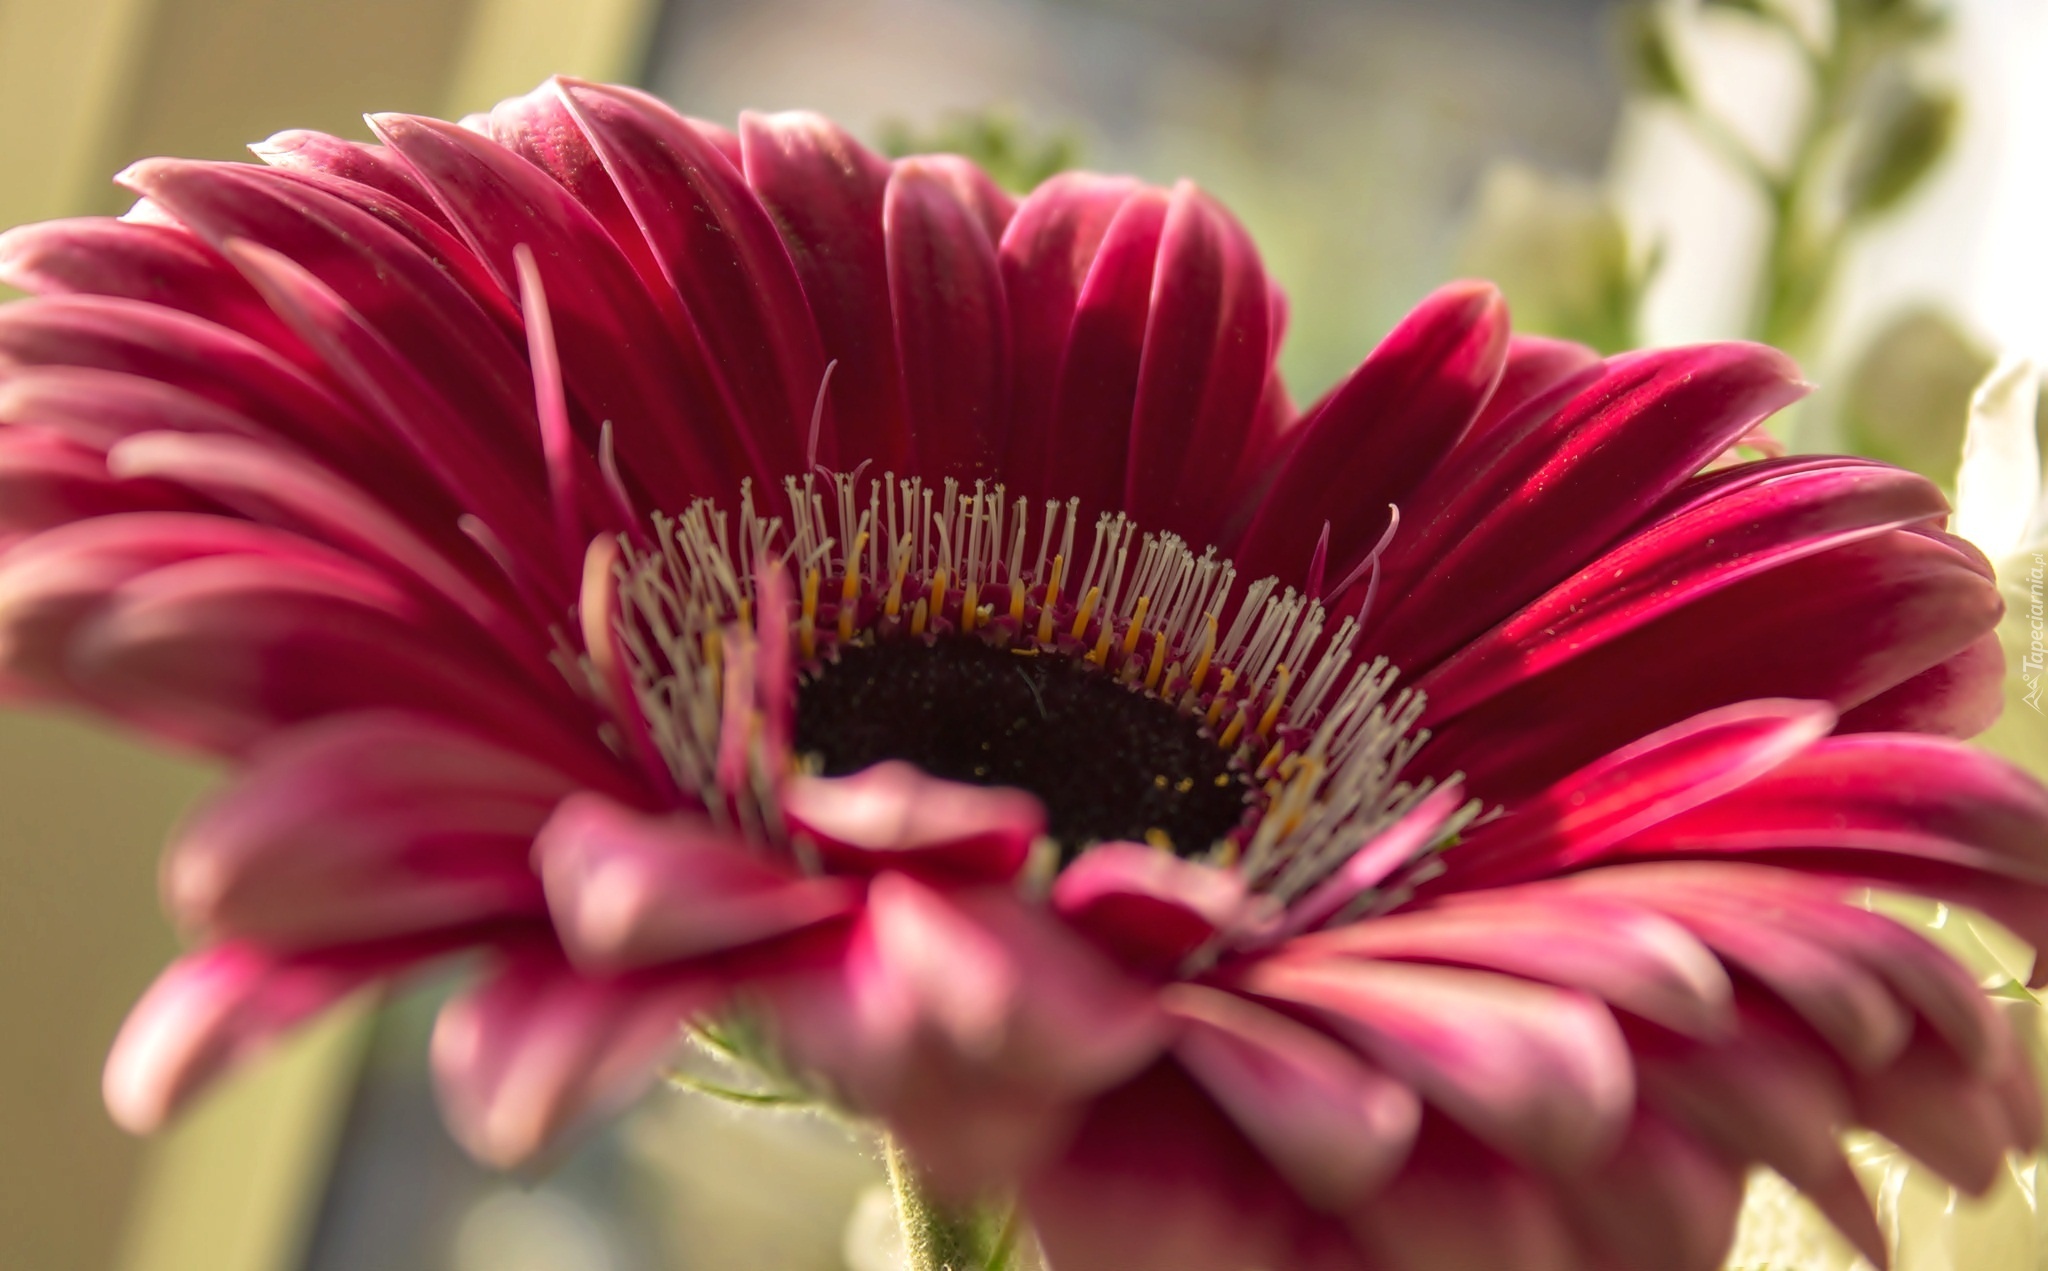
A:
<box><xmin>1618</xmin><ymin>4</ymin><xmax>1688</xmax><ymax>99</ymax></box>
<box><xmin>1844</xmin><ymin>79</ymin><xmax>1959</xmax><ymax>219</ymax></box>
<box><xmin>1456</xmin><ymin>162</ymin><xmax>1644</xmax><ymax>354</ymax></box>
<box><xmin>877</xmin><ymin>108</ymin><xmax>1080</xmax><ymax>194</ymax></box>
<box><xmin>1838</xmin><ymin>306</ymin><xmax>1992</xmax><ymax>483</ymax></box>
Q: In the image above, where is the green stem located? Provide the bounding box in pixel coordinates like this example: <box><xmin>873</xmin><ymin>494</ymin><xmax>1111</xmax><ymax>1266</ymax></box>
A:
<box><xmin>885</xmin><ymin>1137</ymin><xmax>1003</xmax><ymax>1271</ymax></box>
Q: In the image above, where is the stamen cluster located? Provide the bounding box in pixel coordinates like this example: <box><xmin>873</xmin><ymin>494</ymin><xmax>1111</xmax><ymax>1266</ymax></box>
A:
<box><xmin>608</xmin><ymin>472</ymin><xmax>1473</xmax><ymax>904</ymax></box>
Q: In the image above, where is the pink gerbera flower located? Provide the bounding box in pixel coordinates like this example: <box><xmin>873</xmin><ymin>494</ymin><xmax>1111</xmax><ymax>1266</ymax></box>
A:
<box><xmin>4</xmin><ymin>76</ymin><xmax>2043</xmax><ymax>1270</ymax></box>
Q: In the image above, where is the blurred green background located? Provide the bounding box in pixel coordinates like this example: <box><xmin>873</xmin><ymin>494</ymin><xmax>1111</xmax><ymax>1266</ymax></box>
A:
<box><xmin>4</xmin><ymin>0</ymin><xmax>2047</xmax><ymax>1268</ymax></box>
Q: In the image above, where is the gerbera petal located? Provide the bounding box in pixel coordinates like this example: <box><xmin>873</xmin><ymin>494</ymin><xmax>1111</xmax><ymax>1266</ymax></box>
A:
<box><xmin>1437</xmin><ymin>698</ymin><xmax>1836</xmax><ymax>890</ymax></box>
<box><xmin>368</xmin><ymin>110</ymin><xmax>757</xmax><ymax>499</ymax></box>
<box><xmin>1125</xmin><ymin>183</ymin><xmax>1275</xmax><ymax>545</ymax></box>
<box><xmin>72</xmin><ymin>550</ymin><xmax>609</xmax><ymax>774</ymax></box>
<box><xmin>998</xmin><ymin>171</ymin><xmax>1142</xmax><ymax>485</ymax></box>
<box><xmin>0</xmin><ymin>295</ymin><xmax>386</xmax><ymax>474</ymax></box>
<box><xmin>1837</xmin><ymin>627</ymin><xmax>2005</xmax><ymax>737</ymax></box>
<box><xmin>104</xmin><ymin>938</ymin><xmax>427</xmax><ymax>1133</ymax></box>
<box><xmin>1023</xmin><ymin>1061</ymin><xmax>1300</xmax><ymax>1271</ymax></box>
<box><xmin>1348</xmin><ymin>1131</ymin><xmax>1586</xmax><ymax>1271</ymax></box>
<box><xmin>1424</xmin><ymin>529</ymin><xmax>2003</xmax><ymax>800</ymax></box>
<box><xmin>1417</xmin><ymin>460</ymin><xmax>1952</xmax><ymax>720</ymax></box>
<box><xmin>1848</xmin><ymin>1028</ymin><xmax>2019</xmax><ymax>1194</ymax></box>
<box><xmin>1052</xmin><ymin>842</ymin><xmax>1265</xmax><ymax>972</ymax></box>
<box><xmin>1031</xmin><ymin>185</ymin><xmax>1170</xmax><ymax>516</ymax></box>
<box><xmin>1454</xmin><ymin>334</ymin><xmax>1602</xmax><ymax>453</ymax></box>
<box><xmin>0</xmin><ymin>217</ymin><xmax>303</xmax><ymax>358</ymax></box>
<box><xmin>910</xmin><ymin>151</ymin><xmax>1017</xmax><ymax>242</ymax></box>
<box><xmin>532</xmin><ymin>791</ymin><xmax>856</xmax><ymax>972</ymax></box>
<box><xmin>249</xmin><ymin>129</ymin><xmax>456</xmax><ymax>232</ymax></box>
<box><xmin>781</xmin><ymin>761</ymin><xmax>1042</xmax><ymax>883</ymax></box>
<box><xmin>0</xmin><ymin>365</ymin><xmax>274</xmax><ymax>450</ymax></box>
<box><xmin>0</xmin><ymin>429</ymin><xmax>201</xmax><ymax>542</ymax></box>
<box><xmin>164</xmin><ymin>712</ymin><xmax>575</xmax><ymax>944</ymax></box>
<box><xmin>556</xmin><ymin>79</ymin><xmax>830</xmax><ymax>476</ymax></box>
<box><xmin>885</xmin><ymin>158</ymin><xmax>1012</xmax><ymax>482</ymax></box>
<box><xmin>1164</xmin><ymin>984</ymin><xmax>1420</xmax><ymax>1208</ymax></box>
<box><xmin>1299</xmin><ymin>889</ymin><xmax>1735</xmax><ymax>1038</ymax></box>
<box><xmin>430</xmin><ymin>946</ymin><xmax>713</xmax><ymax>1169</ymax></box>
<box><xmin>1608</xmin><ymin>733</ymin><xmax>2048</xmax><ymax>884</ymax></box>
<box><xmin>1238</xmin><ymin>280</ymin><xmax>1510</xmax><ymax>587</ymax></box>
<box><xmin>1558</xmin><ymin>1114</ymin><xmax>1746</xmax><ymax>1271</ymax></box>
<box><xmin>1366</xmin><ymin>342</ymin><xmax>1808</xmax><ymax>672</ymax></box>
<box><xmin>738</xmin><ymin>110</ymin><xmax>907</xmax><ymax>472</ymax></box>
<box><xmin>1241</xmin><ymin>956</ymin><xmax>1634</xmax><ymax>1171</ymax></box>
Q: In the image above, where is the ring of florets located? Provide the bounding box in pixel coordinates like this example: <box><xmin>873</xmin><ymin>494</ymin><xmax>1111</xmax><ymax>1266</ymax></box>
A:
<box><xmin>596</xmin><ymin>470</ymin><xmax>1473</xmax><ymax>912</ymax></box>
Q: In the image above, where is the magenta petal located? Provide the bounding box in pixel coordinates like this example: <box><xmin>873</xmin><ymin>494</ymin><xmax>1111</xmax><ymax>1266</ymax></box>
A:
<box><xmin>1023</xmin><ymin>1062</ymin><xmax>1301</xmax><ymax>1271</ymax></box>
<box><xmin>1454</xmin><ymin>334</ymin><xmax>1602</xmax><ymax>454</ymax></box>
<box><xmin>1034</xmin><ymin>186</ymin><xmax>1171</xmax><ymax>517</ymax></box>
<box><xmin>1556</xmin><ymin>1114</ymin><xmax>1746</xmax><ymax>1271</ymax></box>
<box><xmin>1423</xmin><ymin>529</ymin><xmax>2001</xmax><ymax>802</ymax></box>
<box><xmin>104</xmin><ymin>939</ymin><xmax>422</xmax><ymax>1133</ymax></box>
<box><xmin>1165</xmin><ymin>984</ymin><xmax>1419</xmax><ymax>1208</ymax></box>
<box><xmin>558</xmin><ymin>80</ymin><xmax>829</xmax><ymax>477</ymax></box>
<box><xmin>533</xmin><ymin>792</ymin><xmax>856</xmax><ymax>971</ymax></box>
<box><xmin>0</xmin><ymin>217</ymin><xmax>303</xmax><ymax>360</ymax></box>
<box><xmin>998</xmin><ymin>171</ymin><xmax>1142</xmax><ymax>490</ymax></box>
<box><xmin>1849</xmin><ymin>1029</ymin><xmax>2019</xmax><ymax>1194</ymax></box>
<box><xmin>250</xmin><ymin>129</ymin><xmax>456</xmax><ymax>232</ymax></box>
<box><xmin>1348</xmin><ymin>1131</ymin><xmax>1585</xmax><ymax>1271</ymax></box>
<box><xmin>1052</xmin><ymin>842</ymin><xmax>1263</xmax><ymax>972</ymax></box>
<box><xmin>431</xmin><ymin>947</ymin><xmax>714</xmax><ymax>1168</ymax></box>
<box><xmin>885</xmin><ymin>158</ymin><xmax>1012</xmax><ymax>482</ymax></box>
<box><xmin>781</xmin><ymin>761</ymin><xmax>1042</xmax><ymax>883</ymax></box>
<box><xmin>1368</xmin><ymin>342</ymin><xmax>1808</xmax><ymax>673</ymax></box>
<box><xmin>738</xmin><ymin>111</ymin><xmax>907</xmax><ymax>473</ymax></box>
<box><xmin>1439</xmin><ymin>698</ymin><xmax>1835</xmax><ymax>890</ymax></box>
<box><xmin>1838</xmin><ymin>627</ymin><xmax>2005</xmax><ymax>738</ymax></box>
<box><xmin>368</xmin><ymin>110</ymin><xmax>757</xmax><ymax>500</ymax></box>
<box><xmin>1610</xmin><ymin>733</ymin><xmax>2048</xmax><ymax>884</ymax></box>
<box><xmin>1124</xmin><ymin>183</ymin><xmax>1275</xmax><ymax>546</ymax></box>
<box><xmin>165</xmin><ymin>711</ymin><xmax>578</xmax><ymax>944</ymax></box>
<box><xmin>1237</xmin><ymin>280</ymin><xmax>1510</xmax><ymax>587</ymax></box>
<box><xmin>1418</xmin><ymin>460</ymin><xmax>1953</xmax><ymax>720</ymax></box>
<box><xmin>1300</xmin><ymin>889</ymin><xmax>1735</xmax><ymax>1039</ymax></box>
<box><xmin>1241</xmin><ymin>955</ymin><xmax>1634</xmax><ymax>1172</ymax></box>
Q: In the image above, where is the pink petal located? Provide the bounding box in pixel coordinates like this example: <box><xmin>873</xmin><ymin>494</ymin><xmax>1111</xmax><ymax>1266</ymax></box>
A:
<box><xmin>250</xmin><ymin>129</ymin><xmax>456</xmax><ymax>232</ymax></box>
<box><xmin>1347</xmin><ymin>1131</ymin><xmax>1587</xmax><ymax>1271</ymax></box>
<box><xmin>0</xmin><ymin>217</ymin><xmax>302</xmax><ymax>359</ymax></box>
<box><xmin>885</xmin><ymin>158</ymin><xmax>1012</xmax><ymax>482</ymax></box>
<box><xmin>1164</xmin><ymin>985</ymin><xmax>1420</xmax><ymax>1208</ymax></box>
<box><xmin>431</xmin><ymin>946</ymin><xmax>714</xmax><ymax>1168</ymax></box>
<box><xmin>1052</xmin><ymin>842</ymin><xmax>1264</xmax><ymax>972</ymax></box>
<box><xmin>533</xmin><ymin>791</ymin><xmax>856</xmax><ymax>971</ymax></box>
<box><xmin>1300</xmin><ymin>889</ymin><xmax>1734</xmax><ymax>1038</ymax></box>
<box><xmin>1366</xmin><ymin>342</ymin><xmax>1808</xmax><ymax>674</ymax></box>
<box><xmin>1453</xmin><ymin>334</ymin><xmax>1602</xmax><ymax>454</ymax></box>
<box><xmin>738</xmin><ymin>111</ymin><xmax>907</xmax><ymax>473</ymax></box>
<box><xmin>781</xmin><ymin>761</ymin><xmax>1042</xmax><ymax>883</ymax></box>
<box><xmin>1417</xmin><ymin>460</ymin><xmax>1952</xmax><ymax>720</ymax></box>
<box><xmin>1241</xmin><ymin>955</ymin><xmax>1634</xmax><ymax>1172</ymax></box>
<box><xmin>104</xmin><ymin>938</ymin><xmax>426</xmax><ymax>1133</ymax></box>
<box><xmin>1849</xmin><ymin>1029</ymin><xmax>2019</xmax><ymax>1195</ymax></box>
<box><xmin>1555</xmin><ymin>1114</ymin><xmax>1746</xmax><ymax>1271</ymax></box>
<box><xmin>1029</xmin><ymin>185</ymin><xmax>1170</xmax><ymax>517</ymax></box>
<box><xmin>557</xmin><ymin>80</ymin><xmax>829</xmax><ymax>478</ymax></box>
<box><xmin>368</xmin><ymin>110</ymin><xmax>757</xmax><ymax>500</ymax></box>
<box><xmin>1438</xmin><ymin>698</ymin><xmax>1835</xmax><ymax>890</ymax></box>
<box><xmin>1838</xmin><ymin>627</ymin><xmax>2005</xmax><ymax>738</ymax></box>
<box><xmin>1124</xmin><ymin>183</ymin><xmax>1276</xmax><ymax>546</ymax></box>
<box><xmin>997</xmin><ymin>171</ymin><xmax>1142</xmax><ymax>490</ymax></box>
<box><xmin>1237</xmin><ymin>280</ymin><xmax>1510</xmax><ymax>587</ymax></box>
<box><xmin>0</xmin><ymin>364</ymin><xmax>275</xmax><ymax>450</ymax></box>
<box><xmin>1422</xmin><ymin>528</ymin><xmax>2002</xmax><ymax>801</ymax></box>
<box><xmin>1023</xmin><ymin>1062</ymin><xmax>1302</xmax><ymax>1271</ymax></box>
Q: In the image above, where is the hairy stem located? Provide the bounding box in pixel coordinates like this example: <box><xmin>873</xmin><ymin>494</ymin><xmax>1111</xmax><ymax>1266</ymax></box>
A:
<box><xmin>885</xmin><ymin>1137</ymin><xmax>1005</xmax><ymax>1271</ymax></box>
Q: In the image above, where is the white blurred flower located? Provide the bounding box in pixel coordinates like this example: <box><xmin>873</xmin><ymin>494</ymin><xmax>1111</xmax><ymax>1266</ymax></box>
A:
<box><xmin>1954</xmin><ymin>354</ymin><xmax>2044</xmax><ymax>563</ymax></box>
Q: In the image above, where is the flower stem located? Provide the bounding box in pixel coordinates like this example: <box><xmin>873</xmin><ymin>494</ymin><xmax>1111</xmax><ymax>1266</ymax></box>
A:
<box><xmin>884</xmin><ymin>1136</ymin><xmax>1003</xmax><ymax>1271</ymax></box>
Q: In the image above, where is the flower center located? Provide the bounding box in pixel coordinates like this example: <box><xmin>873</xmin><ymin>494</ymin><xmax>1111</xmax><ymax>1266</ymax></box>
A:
<box><xmin>607</xmin><ymin>471</ymin><xmax>1464</xmax><ymax>900</ymax></box>
<box><xmin>794</xmin><ymin>635</ymin><xmax>1250</xmax><ymax>861</ymax></box>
